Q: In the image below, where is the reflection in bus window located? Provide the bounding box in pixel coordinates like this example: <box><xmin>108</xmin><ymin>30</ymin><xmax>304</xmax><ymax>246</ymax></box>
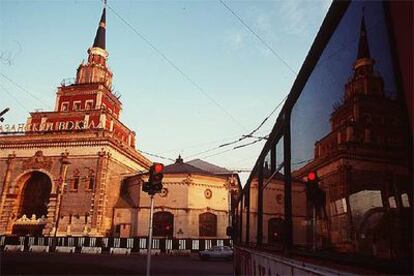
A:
<box><xmin>290</xmin><ymin>1</ymin><xmax>411</xmax><ymax>257</ymax></box>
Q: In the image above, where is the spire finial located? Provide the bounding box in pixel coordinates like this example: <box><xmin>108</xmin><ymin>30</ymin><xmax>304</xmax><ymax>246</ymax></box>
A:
<box><xmin>92</xmin><ymin>3</ymin><xmax>106</xmax><ymax>50</ymax></box>
<box><xmin>176</xmin><ymin>155</ymin><xmax>184</xmax><ymax>164</ymax></box>
<box><xmin>357</xmin><ymin>12</ymin><xmax>370</xmax><ymax>59</ymax></box>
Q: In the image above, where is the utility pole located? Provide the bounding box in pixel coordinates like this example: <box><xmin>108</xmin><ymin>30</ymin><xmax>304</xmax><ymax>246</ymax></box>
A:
<box><xmin>146</xmin><ymin>195</ymin><xmax>155</xmax><ymax>276</ymax></box>
<box><xmin>143</xmin><ymin>163</ymin><xmax>164</xmax><ymax>276</ymax></box>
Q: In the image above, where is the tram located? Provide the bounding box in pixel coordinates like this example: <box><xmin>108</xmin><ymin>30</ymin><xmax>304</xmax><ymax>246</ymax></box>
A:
<box><xmin>232</xmin><ymin>0</ymin><xmax>412</xmax><ymax>275</ymax></box>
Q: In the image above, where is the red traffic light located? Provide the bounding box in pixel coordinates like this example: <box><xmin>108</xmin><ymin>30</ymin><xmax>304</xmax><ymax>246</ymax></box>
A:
<box><xmin>308</xmin><ymin>171</ymin><xmax>317</xmax><ymax>181</ymax></box>
<box><xmin>153</xmin><ymin>163</ymin><xmax>164</xmax><ymax>173</ymax></box>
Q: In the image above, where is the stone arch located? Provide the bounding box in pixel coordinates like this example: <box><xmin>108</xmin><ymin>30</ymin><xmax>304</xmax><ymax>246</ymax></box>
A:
<box><xmin>13</xmin><ymin>169</ymin><xmax>57</xmax><ymax>194</ymax></box>
<box><xmin>357</xmin><ymin>207</ymin><xmax>399</xmax><ymax>257</ymax></box>
<box><xmin>17</xmin><ymin>171</ymin><xmax>52</xmax><ymax>218</ymax></box>
<box><xmin>11</xmin><ymin>171</ymin><xmax>53</xmax><ymax>236</ymax></box>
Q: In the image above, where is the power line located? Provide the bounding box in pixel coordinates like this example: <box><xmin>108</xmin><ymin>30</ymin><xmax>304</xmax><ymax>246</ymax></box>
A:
<box><xmin>0</xmin><ymin>83</ymin><xmax>30</xmax><ymax>113</ymax></box>
<box><xmin>219</xmin><ymin>0</ymin><xmax>298</xmax><ymax>76</ymax></box>
<box><xmin>137</xmin><ymin>149</ymin><xmax>175</xmax><ymax>162</ymax></box>
<box><xmin>218</xmin><ymin>94</ymin><xmax>287</xmax><ymax>148</ymax></box>
<box><xmin>0</xmin><ymin>72</ymin><xmax>50</xmax><ymax>109</ymax></box>
<box><xmin>106</xmin><ymin>2</ymin><xmax>246</xmax><ymax>130</ymax></box>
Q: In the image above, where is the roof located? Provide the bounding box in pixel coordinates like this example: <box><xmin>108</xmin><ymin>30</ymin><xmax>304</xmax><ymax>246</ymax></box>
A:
<box><xmin>357</xmin><ymin>14</ymin><xmax>370</xmax><ymax>60</ymax></box>
<box><xmin>92</xmin><ymin>6</ymin><xmax>106</xmax><ymax>50</ymax></box>
<box><xmin>163</xmin><ymin>156</ymin><xmax>208</xmax><ymax>174</ymax></box>
<box><xmin>187</xmin><ymin>159</ymin><xmax>232</xmax><ymax>175</ymax></box>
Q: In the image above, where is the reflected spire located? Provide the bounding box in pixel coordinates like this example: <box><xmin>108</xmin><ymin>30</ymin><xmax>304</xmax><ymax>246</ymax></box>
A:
<box><xmin>357</xmin><ymin>14</ymin><xmax>370</xmax><ymax>60</ymax></box>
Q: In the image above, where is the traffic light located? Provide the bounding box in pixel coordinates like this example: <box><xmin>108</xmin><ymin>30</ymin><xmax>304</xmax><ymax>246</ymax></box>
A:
<box><xmin>149</xmin><ymin>163</ymin><xmax>164</xmax><ymax>192</ymax></box>
<box><xmin>306</xmin><ymin>171</ymin><xmax>327</xmax><ymax>218</ymax></box>
<box><xmin>306</xmin><ymin>171</ymin><xmax>319</xmax><ymax>205</ymax></box>
<box><xmin>143</xmin><ymin>163</ymin><xmax>164</xmax><ymax>195</ymax></box>
<box><xmin>142</xmin><ymin>182</ymin><xmax>151</xmax><ymax>193</ymax></box>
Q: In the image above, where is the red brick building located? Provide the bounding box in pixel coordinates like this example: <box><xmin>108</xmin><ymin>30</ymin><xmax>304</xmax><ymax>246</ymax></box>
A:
<box><xmin>0</xmin><ymin>6</ymin><xmax>151</xmax><ymax>237</ymax></box>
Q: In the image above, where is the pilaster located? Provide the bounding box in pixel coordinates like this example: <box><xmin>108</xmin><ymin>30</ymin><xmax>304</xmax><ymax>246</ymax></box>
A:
<box><xmin>0</xmin><ymin>153</ymin><xmax>16</xmax><ymax>234</ymax></box>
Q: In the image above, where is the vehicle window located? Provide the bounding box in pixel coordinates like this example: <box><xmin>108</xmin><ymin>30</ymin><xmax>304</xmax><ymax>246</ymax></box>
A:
<box><xmin>289</xmin><ymin>0</ymin><xmax>412</xmax><ymax>257</ymax></box>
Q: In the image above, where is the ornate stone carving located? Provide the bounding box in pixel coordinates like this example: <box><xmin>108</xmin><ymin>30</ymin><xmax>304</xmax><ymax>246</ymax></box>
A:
<box><xmin>22</xmin><ymin>151</ymin><xmax>53</xmax><ymax>171</ymax></box>
<box><xmin>204</xmin><ymin>189</ymin><xmax>212</xmax><ymax>199</ymax></box>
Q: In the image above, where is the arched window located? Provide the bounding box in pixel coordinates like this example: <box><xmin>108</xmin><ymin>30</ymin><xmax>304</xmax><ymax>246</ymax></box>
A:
<box><xmin>71</xmin><ymin>169</ymin><xmax>80</xmax><ymax>191</ymax></box>
<box><xmin>153</xmin><ymin>211</ymin><xmax>174</xmax><ymax>237</ymax></box>
<box><xmin>199</xmin><ymin>212</ymin><xmax>217</xmax><ymax>237</ymax></box>
<box><xmin>87</xmin><ymin>169</ymin><xmax>95</xmax><ymax>191</ymax></box>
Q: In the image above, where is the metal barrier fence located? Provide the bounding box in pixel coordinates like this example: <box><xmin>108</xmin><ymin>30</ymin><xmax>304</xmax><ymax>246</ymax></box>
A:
<box><xmin>0</xmin><ymin>235</ymin><xmax>232</xmax><ymax>253</ymax></box>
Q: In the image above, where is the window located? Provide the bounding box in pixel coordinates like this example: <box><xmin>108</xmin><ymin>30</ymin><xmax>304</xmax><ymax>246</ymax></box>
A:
<box><xmin>73</xmin><ymin>101</ymin><xmax>81</xmax><ymax>111</ymax></box>
<box><xmin>71</xmin><ymin>169</ymin><xmax>80</xmax><ymax>191</ymax></box>
<box><xmin>72</xmin><ymin>177</ymin><xmax>79</xmax><ymax>191</ymax></box>
<box><xmin>85</xmin><ymin>100</ymin><xmax>94</xmax><ymax>110</ymax></box>
<box><xmin>86</xmin><ymin>169</ymin><xmax>95</xmax><ymax>191</ymax></box>
<box><xmin>61</xmin><ymin>102</ymin><xmax>69</xmax><ymax>112</ymax></box>
<box><xmin>199</xmin><ymin>212</ymin><xmax>217</xmax><ymax>237</ymax></box>
<box><xmin>88</xmin><ymin>176</ymin><xmax>95</xmax><ymax>191</ymax></box>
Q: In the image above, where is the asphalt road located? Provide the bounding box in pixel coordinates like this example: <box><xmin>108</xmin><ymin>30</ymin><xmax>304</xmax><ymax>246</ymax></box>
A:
<box><xmin>1</xmin><ymin>252</ymin><xmax>233</xmax><ymax>275</ymax></box>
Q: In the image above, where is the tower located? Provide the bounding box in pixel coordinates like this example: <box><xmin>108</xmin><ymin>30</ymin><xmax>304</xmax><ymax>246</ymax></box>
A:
<box><xmin>0</xmin><ymin>4</ymin><xmax>151</xmax><ymax>237</ymax></box>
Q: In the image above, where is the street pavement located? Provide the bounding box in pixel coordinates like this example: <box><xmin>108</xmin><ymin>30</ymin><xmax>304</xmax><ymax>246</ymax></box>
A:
<box><xmin>1</xmin><ymin>252</ymin><xmax>233</xmax><ymax>275</ymax></box>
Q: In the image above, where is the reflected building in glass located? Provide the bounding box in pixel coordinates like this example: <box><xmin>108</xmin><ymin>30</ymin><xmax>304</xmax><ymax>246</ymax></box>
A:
<box><xmin>292</xmin><ymin>14</ymin><xmax>412</xmax><ymax>257</ymax></box>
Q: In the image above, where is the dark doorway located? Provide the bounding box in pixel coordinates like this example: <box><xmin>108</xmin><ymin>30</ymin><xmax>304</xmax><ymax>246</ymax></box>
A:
<box><xmin>18</xmin><ymin>172</ymin><xmax>52</xmax><ymax>218</ymax></box>
<box><xmin>12</xmin><ymin>172</ymin><xmax>52</xmax><ymax>236</ymax></box>
<box><xmin>199</xmin><ymin>212</ymin><xmax>217</xmax><ymax>237</ymax></box>
<box><xmin>153</xmin><ymin>211</ymin><xmax>174</xmax><ymax>237</ymax></box>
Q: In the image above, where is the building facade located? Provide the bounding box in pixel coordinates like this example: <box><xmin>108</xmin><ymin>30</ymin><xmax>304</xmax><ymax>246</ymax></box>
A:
<box><xmin>0</xmin><ymin>6</ymin><xmax>151</xmax><ymax>237</ymax></box>
<box><xmin>113</xmin><ymin>157</ymin><xmax>240</xmax><ymax>240</ymax></box>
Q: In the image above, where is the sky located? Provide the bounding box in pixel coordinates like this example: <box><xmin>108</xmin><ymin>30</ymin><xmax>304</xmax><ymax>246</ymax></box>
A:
<box><xmin>0</xmin><ymin>0</ymin><xmax>330</xmax><ymax>184</ymax></box>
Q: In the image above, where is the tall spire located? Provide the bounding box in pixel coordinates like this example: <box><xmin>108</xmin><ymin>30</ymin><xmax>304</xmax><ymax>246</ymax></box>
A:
<box><xmin>92</xmin><ymin>3</ymin><xmax>106</xmax><ymax>50</ymax></box>
<box><xmin>357</xmin><ymin>14</ymin><xmax>370</xmax><ymax>60</ymax></box>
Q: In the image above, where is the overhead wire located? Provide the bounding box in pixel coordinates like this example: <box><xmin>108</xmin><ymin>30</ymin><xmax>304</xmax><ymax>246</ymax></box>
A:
<box><xmin>105</xmin><ymin>2</ymin><xmax>246</xmax><ymax>130</ymax></box>
<box><xmin>0</xmin><ymin>72</ymin><xmax>50</xmax><ymax>110</ymax></box>
<box><xmin>137</xmin><ymin>149</ymin><xmax>175</xmax><ymax>162</ymax></box>
<box><xmin>219</xmin><ymin>0</ymin><xmax>298</xmax><ymax>76</ymax></box>
<box><xmin>0</xmin><ymin>83</ymin><xmax>30</xmax><ymax>113</ymax></box>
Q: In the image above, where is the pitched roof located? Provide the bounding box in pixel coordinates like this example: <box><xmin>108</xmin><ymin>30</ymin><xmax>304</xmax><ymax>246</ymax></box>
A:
<box><xmin>163</xmin><ymin>156</ymin><xmax>208</xmax><ymax>174</ymax></box>
<box><xmin>187</xmin><ymin>159</ymin><xmax>232</xmax><ymax>175</ymax></box>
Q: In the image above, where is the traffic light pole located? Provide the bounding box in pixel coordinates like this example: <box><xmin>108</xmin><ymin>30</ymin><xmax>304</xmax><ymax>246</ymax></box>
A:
<box><xmin>312</xmin><ymin>205</ymin><xmax>316</xmax><ymax>252</ymax></box>
<box><xmin>146</xmin><ymin>194</ymin><xmax>155</xmax><ymax>276</ymax></box>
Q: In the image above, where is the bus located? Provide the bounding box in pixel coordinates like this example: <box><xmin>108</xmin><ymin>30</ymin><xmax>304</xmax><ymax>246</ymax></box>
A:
<box><xmin>232</xmin><ymin>0</ymin><xmax>413</xmax><ymax>275</ymax></box>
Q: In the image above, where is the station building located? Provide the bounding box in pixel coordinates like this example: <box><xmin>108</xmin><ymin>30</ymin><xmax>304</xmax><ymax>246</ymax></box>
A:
<box><xmin>0</xmin><ymin>6</ymin><xmax>152</xmax><ymax>237</ymax></box>
<box><xmin>113</xmin><ymin>156</ymin><xmax>240</xmax><ymax>240</ymax></box>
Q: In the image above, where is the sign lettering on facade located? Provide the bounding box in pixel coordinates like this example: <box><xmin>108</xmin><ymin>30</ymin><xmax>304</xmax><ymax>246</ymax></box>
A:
<box><xmin>0</xmin><ymin>120</ymin><xmax>103</xmax><ymax>133</ymax></box>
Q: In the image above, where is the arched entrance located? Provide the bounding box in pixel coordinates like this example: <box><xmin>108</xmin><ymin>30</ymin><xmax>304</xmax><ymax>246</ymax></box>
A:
<box><xmin>357</xmin><ymin>207</ymin><xmax>400</xmax><ymax>258</ymax></box>
<box><xmin>12</xmin><ymin>171</ymin><xmax>52</xmax><ymax>236</ymax></box>
<box><xmin>153</xmin><ymin>211</ymin><xmax>174</xmax><ymax>238</ymax></box>
<box><xmin>199</xmin><ymin>212</ymin><xmax>217</xmax><ymax>237</ymax></box>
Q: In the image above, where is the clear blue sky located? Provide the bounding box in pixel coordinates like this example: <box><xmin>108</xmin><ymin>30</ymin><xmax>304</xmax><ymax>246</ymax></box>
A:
<box><xmin>0</xmin><ymin>0</ymin><xmax>330</xmax><ymax>183</ymax></box>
